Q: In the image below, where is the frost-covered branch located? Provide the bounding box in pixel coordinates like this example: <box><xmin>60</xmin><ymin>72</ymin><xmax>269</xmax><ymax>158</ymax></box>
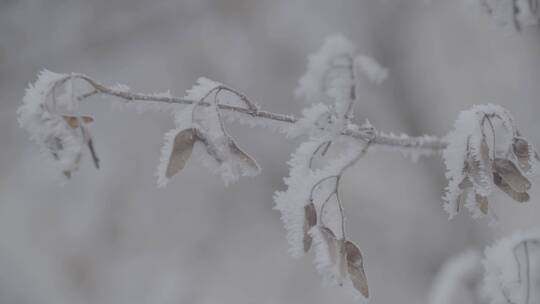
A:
<box><xmin>17</xmin><ymin>35</ymin><xmax>540</xmax><ymax>303</ymax></box>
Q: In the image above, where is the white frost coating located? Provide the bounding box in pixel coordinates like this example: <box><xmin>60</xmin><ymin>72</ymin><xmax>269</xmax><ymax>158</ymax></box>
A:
<box><xmin>355</xmin><ymin>55</ymin><xmax>388</xmax><ymax>85</ymax></box>
<box><xmin>18</xmin><ymin>70</ymin><xmax>86</xmax><ymax>177</ymax></box>
<box><xmin>286</xmin><ymin>103</ymin><xmax>330</xmax><ymax>138</ymax></box>
<box><xmin>222</xmin><ymin>110</ymin><xmax>291</xmax><ymax>134</ymax></box>
<box><xmin>295</xmin><ymin>35</ymin><xmax>355</xmax><ymax>104</ymax></box>
<box><xmin>373</xmin><ymin>131</ymin><xmax>442</xmax><ymax>162</ymax></box>
<box><xmin>183</xmin><ymin>77</ymin><xmax>221</xmax><ymax>101</ymax></box>
<box><xmin>429</xmin><ymin>250</ymin><xmax>484</xmax><ymax>304</ymax></box>
<box><xmin>483</xmin><ymin>229</ymin><xmax>540</xmax><ymax>304</ymax></box>
<box><xmin>274</xmin><ymin>137</ymin><xmax>363</xmax><ymax>258</ymax></box>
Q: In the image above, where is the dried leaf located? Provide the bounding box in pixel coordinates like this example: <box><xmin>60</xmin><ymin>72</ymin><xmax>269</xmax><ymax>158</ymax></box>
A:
<box><xmin>62</xmin><ymin>115</ymin><xmax>94</xmax><ymax>129</ymax></box>
<box><xmin>493</xmin><ymin>158</ymin><xmax>531</xmax><ymax>193</ymax></box>
<box><xmin>344</xmin><ymin>240</ymin><xmax>369</xmax><ymax>298</ymax></box>
<box><xmin>165</xmin><ymin>128</ymin><xmax>197</xmax><ymax>178</ymax></box>
<box><xmin>475</xmin><ymin>194</ymin><xmax>489</xmax><ymax>215</ymax></box>
<box><xmin>228</xmin><ymin>138</ymin><xmax>259</xmax><ymax>171</ymax></box>
<box><xmin>513</xmin><ymin>137</ymin><xmax>531</xmax><ymax>171</ymax></box>
<box><xmin>303</xmin><ymin>202</ymin><xmax>317</xmax><ymax>252</ymax></box>
<box><xmin>493</xmin><ymin>172</ymin><xmax>530</xmax><ymax>203</ymax></box>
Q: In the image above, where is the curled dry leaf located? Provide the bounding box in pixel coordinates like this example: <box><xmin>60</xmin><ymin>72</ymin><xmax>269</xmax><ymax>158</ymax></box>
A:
<box><xmin>493</xmin><ymin>172</ymin><xmax>530</xmax><ymax>203</ymax></box>
<box><xmin>344</xmin><ymin>240</ymin><xmax>369</xmax><ymax>298</ymax></box>
<box><xmin>165</xmin><ymin>128</ymin><xmax>197</xmax><ymax>178</ymax></box>
<box><xmin>493</xmin><ymin>158</ymin><xmax>531</xmax><ymax>193</ymax></box>
<box><xmin>303</xmin><ymin>202</ymin><xmax>317</xmax><ymax>252</ymax></box>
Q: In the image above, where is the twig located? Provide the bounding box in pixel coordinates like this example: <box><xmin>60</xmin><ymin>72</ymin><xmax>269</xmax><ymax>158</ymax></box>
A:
<box><xmin>63</xmin><ymin>73</ymin><xmax>448</xmax><ymax>154</ymax></box>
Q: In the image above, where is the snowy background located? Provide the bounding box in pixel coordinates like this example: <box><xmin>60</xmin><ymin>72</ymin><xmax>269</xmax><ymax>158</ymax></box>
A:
<box><xmin>1</xmin><ymin>0</ymin><xmax>540</xmax><ymax>303</ymax></box>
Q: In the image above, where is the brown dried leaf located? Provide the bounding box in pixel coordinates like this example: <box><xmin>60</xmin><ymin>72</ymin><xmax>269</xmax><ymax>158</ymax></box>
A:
<box><xmin>303</xmin><ymin>202</ymin><xmax>317</xmax><ymax>252</ymax></box>
<box><xmin>493</xmin><ymin>158</ymin><xmax>531</xmax><ymax>193</ymax></box>
<box><xmin>344</xmin><ymin>240</ymin><xmax>369</xmax><ymax>298</ymax></box>
<box><xmin>493</xmin><ymin>172</ymin><xmax>530</xmax><ymax>203</ymax></box>
<box><xmin>475</xmin><ymin>194</ymin><xmax>489</xmax><ymax>215</ymax></box>
<box><xmin>62</xmin><ymin>115</ymin><xmax>94</xmax><ymax>129</ymax></box>
<box><xmin>228</xmin><ymin>139</ymin><xmax>259</xmax><ymax>171</ymax></box>
<box><xmin>513</xmin><ymin>137</ymin><xmax>531</xmax><ymax>171</ymax></box>
<box><xmin>165</xmin><ymin>128</ymin><xmax>197</xmax><ymax>178</ymax></box>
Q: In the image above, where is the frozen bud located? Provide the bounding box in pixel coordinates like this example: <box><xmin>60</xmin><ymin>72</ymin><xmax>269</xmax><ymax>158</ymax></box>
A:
<box><xmin>493</xmin><ymin>172</ymin><xmax>530</xmax><ymax>203</ymax></box>
<box><xmin>303</xmin><ymin>202</ymin><xmax>317</xmax><ymax>252</ymax></box>
<box><xmin>493</xmin><ymin>158</ymin><xmax>531</xmax><ymax>193</ymax></box>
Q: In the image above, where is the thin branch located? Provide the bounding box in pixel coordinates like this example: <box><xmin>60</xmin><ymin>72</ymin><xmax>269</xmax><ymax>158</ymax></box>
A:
<box><xmin>66</xmin><ymin>73</ymin><xmax>448</xmax><ymax>154</ymax></box>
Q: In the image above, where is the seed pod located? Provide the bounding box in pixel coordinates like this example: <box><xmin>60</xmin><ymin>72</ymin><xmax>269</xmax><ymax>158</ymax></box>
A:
<box><xmin>493</xmin><ymin>158</ymin><xmax>531</xmax><ymax>193</ymax></box>
<box><xmin>165</xmin><ymin>128</ymin><xmax>197</xmax><ymax>178</ymax></box>
<box><xmin>493</xmin><ymin>172</ymin><xmax>530</xmax><ymax>203</ymax></box>
<box><xmin>228</xmin><ymin>138</ymin><xmax>260</xmax><ymax>172</ymax></box>
<box><xmin>344</xmin><ymin>240</ymin><xmax>369</xmax><ymax>298</ymax></box>
<box><xmin>475</xmin><ymin>194</ymin><xmax>489</xmax><ymax>215</ymax></box>
<box><xmin>303</xmin><ymin>202</ymin><xmax>317</xmax><ymax>252</ymax></box>
<box><xmin>513</xmin><ymin>137</ymin><xmax>531</xmax><ymax>172</ymax></box>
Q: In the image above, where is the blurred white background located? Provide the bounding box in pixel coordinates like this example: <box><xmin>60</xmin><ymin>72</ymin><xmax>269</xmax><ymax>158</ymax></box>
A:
<box><xmin>1</xmin><ymin>0</ymin><xmax>539</xmax><ymax>303</ymax></box>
